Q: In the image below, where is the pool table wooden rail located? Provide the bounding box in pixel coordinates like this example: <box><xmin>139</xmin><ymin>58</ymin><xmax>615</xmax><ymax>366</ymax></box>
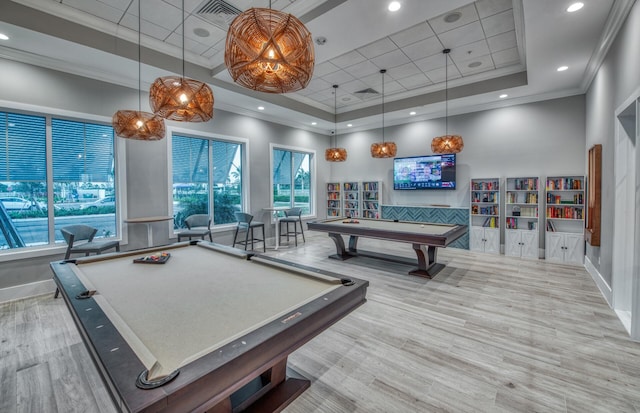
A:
<box><xmin>307</xmin><ymin>218</ymin><xmax>467</xmax><ymax>278</ymax></box>
<box><xmin>51</xmin><ymin>241</ymin><xmax>368</xmax><ymax>413</ymax></box>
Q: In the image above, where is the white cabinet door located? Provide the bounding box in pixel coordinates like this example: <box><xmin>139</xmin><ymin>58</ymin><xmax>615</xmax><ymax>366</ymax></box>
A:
<box><xmin>505</xmin><ymin>230</ymin><xmax>521</xmax><ymax>257</ymax></box>
<box><xmin>484</xmin><ymin>228</ymin><xmax>500</xmax><ymax>254</ymax></box>
<box><xmin>545</xmin><ymin>232</ymin><xmax>565</xmax><ymax>262</ymax></box>
<box><xmin>520</xmin><ymin>231</ymin><xmax>539</xmax><ymax>259</ymax></box>
<box><xmin>563</xmin><ymin>233</ymin><xmax>585</xmax><ymax>264</ymax></box>
<box><xmin>469</xmin><ymin>227</ymin><xmax>486</xmax><ymax>252</ymax></box>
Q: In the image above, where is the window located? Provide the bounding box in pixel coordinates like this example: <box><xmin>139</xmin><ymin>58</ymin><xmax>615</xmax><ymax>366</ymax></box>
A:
<box><xmin>0</xmin><ymin>109</ymin><xmax>117</xmax><ymax>252</ymax></box>
<box><xmin>272</xmin><ymin>146</ymin><xmax>314</xmax><ymax>215</ymax></box>
<box><xmin>52</xmin><ymin>119</ymin><xmax>116</xmax><ymax>241</ymax></box>
<box><xmin>0</xmin><ymin>112</ymin><xmax>47</xmax><ymax>248</ymax></box>
<box><xmin>172</xmin><ymin>134</ymin><xmax>243</xmax><ymax>228</ymax></box>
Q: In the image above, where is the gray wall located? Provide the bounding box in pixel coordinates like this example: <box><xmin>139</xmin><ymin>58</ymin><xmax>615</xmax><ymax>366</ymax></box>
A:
<box><xmin>585</xmin><ymin>0</ymin><xmax>640</xmax><ymax>288</ymax></box>
<box><xmin>330</xmin><ymin>95</ymin><xmax>587</xmax><ymax>209</ymax></box>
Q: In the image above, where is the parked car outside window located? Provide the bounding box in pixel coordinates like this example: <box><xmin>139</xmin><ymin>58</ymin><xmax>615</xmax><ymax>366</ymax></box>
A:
<box><xmin>0</xmin><ymin>197</ymin><xmax>47</xmax><ymax>211</ymax></box>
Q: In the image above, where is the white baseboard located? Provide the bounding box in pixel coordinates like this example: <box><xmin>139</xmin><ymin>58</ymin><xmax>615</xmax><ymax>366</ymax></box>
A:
<box><xmin>0</xmin><ymin>279</ymin><xmax>56</xmax><ymax>304</ymax></box>
<box><xmin>584</xmin><ymin>255</ymin><xmax>612</xmax><ymax>307</ymax></box>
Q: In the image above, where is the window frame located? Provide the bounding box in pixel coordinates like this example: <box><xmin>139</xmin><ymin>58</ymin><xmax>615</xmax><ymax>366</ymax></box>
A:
<box><xmin>0</xmin><ymin>101</ymin><xmax>125</xmax><ymax>261</ymax></box>
<box><xmin>269</xmin><ymin>143</ymin><xmax>316</xmax><ymax>218</ymax></box>
<box><xmin>167</xmin><ymin>127</ymin><xmax>249</xmax><ymax>235</ymax></box>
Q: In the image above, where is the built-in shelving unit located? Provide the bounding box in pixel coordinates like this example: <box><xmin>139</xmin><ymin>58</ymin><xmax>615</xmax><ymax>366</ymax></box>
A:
<box><xmin>326</xmin><ymin>182</ymin><xmax>342</xmax><ymax>217</ymax></box>
<box><xmin>343</xmin><ymin>181</ymin><xmax>359</xmax><ymax>218</ymax></box>
<box><xmin>361</xmin><ymin>181</ymin><xmax>381</xmax><ymax>219</ymax></box>
<box><xmin>469</xmin><ymin>178</ymin><xmax>500</xmax><ymax>254</ymax></box>
<box><xmin>504</xmin><ymin>176</ymin><xmax>540</xmax><ymax>258</ymax></box>
<box><xmin>545</xmin><ymin>175</ymin><xmax>585</xmax><ymax>264</ymax></box>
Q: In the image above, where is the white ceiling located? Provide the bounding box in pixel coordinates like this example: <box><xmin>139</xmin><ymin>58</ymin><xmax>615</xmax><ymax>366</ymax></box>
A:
<box><xmin>0</xmin><ymin>0</ymin><xmax>635</xmax><ymax>135</ymax></box>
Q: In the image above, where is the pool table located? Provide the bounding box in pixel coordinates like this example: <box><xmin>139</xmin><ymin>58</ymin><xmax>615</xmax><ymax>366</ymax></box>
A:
<box><xmin>307</xmin><ymin>217</ymin><xmax>467</xmax><ymax>278</ymax></box>
<box><xmin>51</xmin><ymin>241</ymin><xmax>368</xmax><ymax>413</ymax></box>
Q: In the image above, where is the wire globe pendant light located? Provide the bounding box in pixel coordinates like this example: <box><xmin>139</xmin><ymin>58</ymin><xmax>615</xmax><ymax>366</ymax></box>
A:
<box><xmin>224</xmin><ymin>1</ymin><xmax>314</xmax><ymax>94</ymax></box>
<box><xmin>431</xmin><ymin>48</ymin><xmax>464</xmax><ymax>154</ymax></box>
<box><xmin>112</xmin><ymin>0</ymin><xmax>165</xmax><ymax>140</ymax></box>
<box><xmin>371</xmin><ymin>69</ymin><xmax>397</xmax><ymax>158</ymax></box>
<box><xmin>325</xmin><ymin>84</ymin><xmax>347</xmax><ymax>162</ymax></box>
<box><xmin>149</xmin><ymin>0</ymin><xmax>213</xmax><ymax>122</ymax></box>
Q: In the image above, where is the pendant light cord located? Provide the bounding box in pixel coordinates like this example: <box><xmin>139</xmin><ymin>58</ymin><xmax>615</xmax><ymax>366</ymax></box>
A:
<box><xmin>443</xmin><ymin>49</ymin><xmax>450</xmax><ymax>136</ymax></box>
<box><xmin>381</xmin><ymin>69</ymin><xmax>386</xmax><ymax>143</ymax></box>
<box><xmin>333</xmin><ymin>85</ymin><xmax>338</xmax><ymax>148</ymax></box>
<box><xmin>182</xmin><ymin>0</ymin><xmax>185</xmax><ymax>79</ymax></box>
<box><xmin>138</xmin><ymin>0</ymin><xmax>142</xmax><ymax>111</ymax></box>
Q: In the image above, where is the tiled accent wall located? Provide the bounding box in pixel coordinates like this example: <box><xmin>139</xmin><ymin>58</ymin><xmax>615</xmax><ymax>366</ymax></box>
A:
<box><xmin>381</xmin><ymin>205</ymin><xmax>469</xmax><ymax>249</ymax></box>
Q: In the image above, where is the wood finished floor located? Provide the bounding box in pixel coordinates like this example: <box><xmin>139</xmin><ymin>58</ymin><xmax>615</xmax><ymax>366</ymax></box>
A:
<box><xmin>2</xmin><ymin>232</ymin><xmax>640</xmax><ymax>412</ymax></box>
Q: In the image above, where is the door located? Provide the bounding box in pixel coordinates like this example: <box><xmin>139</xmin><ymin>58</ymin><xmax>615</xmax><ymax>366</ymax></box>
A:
<box><xmin>520</xmin><ymin>231</ymin><xmax>539</xmax><ymax>259</ymax></box>
<box><xmin>484</xmin><ymin>228</ymin><xmax>500</xmax><ymax>254</ymax></box>
<box><xmin>504</xmin><ymin>230</ymin><xmax>521</xmax><ymax>257</ymax></box>
<box><xmin>563</xmin><ymin>233</ymin><xmax>585</xmax><ymax>265</ymax></box>
<box><xmin>469</xmin><ymin>227</ymin><xmax>486</xmax><ymax>252</ymax></box>
<box><xmin>545</xmin><ymin>232</ymin><xmax>564</xmax><ymax>262</ymax></box>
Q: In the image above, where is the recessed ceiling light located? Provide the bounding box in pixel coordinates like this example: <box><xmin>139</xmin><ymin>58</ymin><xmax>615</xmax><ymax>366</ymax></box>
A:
<box><xmin>193</xmin><ymin>28</ymin><xmax>210</xmax><ymax>37</ymax></box>
<box><xmin>258</xmin><ymin>106</ymin><xmax>265</xmax><ymax>110</ymax></box>
<box><xmin>388</xmin><ymin>1</ymin><xmax>401</xmax><ymax>12</ymax></box>
<box><xmin>311</xmin><ymin>122</ymin><xmax>317</xmax><ymax>125</ymax></box>
<box><xmin>444</xmin><ymin>12</ymin><xmax>461</xmax><ymax>23</ymax></box>
<box><xmin>468</xmin><ymin>61</ymin><xmax>482</xmax><ymax>68</ymax></box>
<box><xmin>0</xmin><ymin>33</ymin><xmax>8</xmax><ymax>41</ymax></box>
<box><xmin>557</xmin><ymin>66</ymin><xmax>569</xmax><ymax>72</ymax></box>
<box><xmin>347</xmin><ymin>124</ymin><xmax>353</xmax><ymax>127</ymax></box>
<box><xmin>409</xmin><ymin>111</ymin><xmax>416</xmax><ymax>115</ymax></box>
<box><xmin>499</xmin><ymin>94</ymin><xmax>508</xmax><ymax>98</ymax></box>
<box><xmin>567</xmin><ymin>2</ymin><xmax>584</xmax><ymax>12</ymax></box>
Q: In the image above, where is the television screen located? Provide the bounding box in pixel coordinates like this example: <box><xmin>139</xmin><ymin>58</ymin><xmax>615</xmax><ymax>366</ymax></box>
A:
<box><xmin>393</xmin><ymin>154</ymin><xmax>456</xmax><ymax>190</ymax></box>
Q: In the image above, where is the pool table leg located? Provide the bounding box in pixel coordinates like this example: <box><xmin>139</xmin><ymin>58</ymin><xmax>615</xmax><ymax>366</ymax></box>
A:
<box><xmin>327</xmin><ymin>233</ymin><xmax>357</xmax><ymax>260</ymax></box>
<box><xmin>410</xmin><ymin>243</ymin><xmax>438</xmax><ymax>278</ymax></box>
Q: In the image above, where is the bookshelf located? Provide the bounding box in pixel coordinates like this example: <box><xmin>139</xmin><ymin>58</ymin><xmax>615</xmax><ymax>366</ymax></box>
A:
<box><xmin>361</xmin><ymin>181</ymin><xmax>381</xmax><ymax>219</ymax></box>
<box><xmin>326</xmin><ymin>182</ymin><xmax>342</xmax><ymax>217</ymax></box>
<box><xmin>469</xmin><ymin>178</ymin><xmax>500</xmax><ymax>254</ymax></box>
<box><xmin>343</xmin><ymin>181</ymin><xmax>360</xmax><ymax>218</ymax></box>
<box><xmin>504</xmin><ymin>176</ymin><xmax>540</xmax><ymax>258</ymax></box>
<box><xmin>544</xmin><ymin>175</ymin><xmax>585</xmax><ymax>264</ymax></box>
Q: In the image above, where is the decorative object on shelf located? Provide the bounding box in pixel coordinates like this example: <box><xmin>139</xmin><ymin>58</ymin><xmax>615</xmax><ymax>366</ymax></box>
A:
<box><xmin>371</xmin><ymin>69</ymin><xmax>397</xmax><ymax>158</ymax></box>
<box><xmin>585</xmin><ymin>144</ymin><xmax>602</xmax><ymax>246</ymax></box>
<box><xmin>325</xmin><ymin>85</ymin><xmax>347</xmax><ymax>162</ymax></box>
<box><xmin>431</xmin><ymin>49</ymin><xmax>463</xmax><ymax>154</ymax></box>
<box><xmin>224</xmin><ymin>1</ymin><xmax>314</xmax><ymax>94</ymax></box>
<box><xmin>149</xmin><ymin>0</ymin><xmax>213</xmax><ymax>122</ymax></box>
<box><xmin>112</xmin><ymin>0</ymin><xmax>165</xmax><ymax>140</ymax></box>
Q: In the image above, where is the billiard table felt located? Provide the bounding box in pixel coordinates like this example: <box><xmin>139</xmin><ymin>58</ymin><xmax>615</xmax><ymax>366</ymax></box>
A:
<box><xmin>319</xmin><ymin>217</ymin><xmax>455</xmax><ymax>235</ymax></box>
<box><xmin>69</xmin><ymin>243</ymin><xmax>342</xmax><ymax>381</ymax></box>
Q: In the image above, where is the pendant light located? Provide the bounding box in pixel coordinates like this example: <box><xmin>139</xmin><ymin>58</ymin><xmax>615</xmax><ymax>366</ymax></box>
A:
<box><xmin>112</xmin><ymin>0</ymin><xmax>165</xmax><ymax>140</ymax></box>
<box><xmin>431</xmin><ymin>49</ymin><xmax>464</xmax><ymax>153</ymax></box>
<box><xmin>149</xmin><ymin>0</ymin><xmax>214</xmax><ymax>122</ymax></box>
<box><xmin>224</xmin><ymin>0</ymin><xmax>314</xmax><ymax>94</ymax></box>
<box><xmin>325</xmin><ymin>84</ymin><xmax>347</xmax><ymax>162</ymax></box>
<box><xmin>371</xmin><ymin>69</ymin><xmax>397</xmax><ymax>158</ymax></box>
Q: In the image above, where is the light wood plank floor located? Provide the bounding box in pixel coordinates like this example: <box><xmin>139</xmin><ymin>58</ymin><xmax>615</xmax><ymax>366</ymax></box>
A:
<box><xmin>2</xmin><ymin>232</ymin><xmax>640</xmax><ymax>412</ymax></box>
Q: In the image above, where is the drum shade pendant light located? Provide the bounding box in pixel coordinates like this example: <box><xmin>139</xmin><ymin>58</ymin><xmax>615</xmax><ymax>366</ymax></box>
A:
<box><xmin>149</xmin><ymin>0</ymin><xmax>213</xmax><ymax>122</ymax></box>
<box><xmin>224</xmin><ymin>0</ymin><xmax>314</xmax><ymax>93</ymax></box>
<box><xmin>371</xmin><ymin>69</ymin><xmax>397</xmax><ymax>158</ymax></box>
<box><xmin>431</xmin><ymin>49</ymin><xmax>463</xmax><ymax>153</ymax></box>
<box><xmin>112</xmin><ymin>0</ymin><xmax>165</xmax><ymax>140</ymax></box>
<box><xmin>325</xmin><ymin>85</ymin><xmax>347</xmax><ymax>162</ymax></box>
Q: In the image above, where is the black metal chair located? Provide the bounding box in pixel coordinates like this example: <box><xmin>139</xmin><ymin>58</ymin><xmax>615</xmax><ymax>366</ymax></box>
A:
<box><xmin>177</xmin><ymin>214</ymin><xmax>212</xmax><ymax>242</ymax></box>
<box><xmin>279</xmin><ymin>208</ymin><xmax>305</xmax><ymax>247</ymax></box>
<box><xmin>55</xmin><ymin>224</ymin><xmax>120</xmax><ymax>298</ymax></box>
<box><xmin>232</xmin><ymin>212</ymin><xmax>265</xmax><ymax>252</ymax></box>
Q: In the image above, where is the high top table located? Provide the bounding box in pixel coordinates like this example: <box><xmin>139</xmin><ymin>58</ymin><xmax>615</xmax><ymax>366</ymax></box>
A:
<box><xmin>124</xmin><ymin>216</ymin><xmax>173</xmax><ymax>247</ymax></box>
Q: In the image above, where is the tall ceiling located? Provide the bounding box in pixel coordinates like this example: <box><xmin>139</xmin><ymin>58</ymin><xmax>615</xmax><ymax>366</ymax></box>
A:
<box><xmin>0</xmin><ymin>0</ymin><xmax>635</xmax><ymax>135</ymax></box>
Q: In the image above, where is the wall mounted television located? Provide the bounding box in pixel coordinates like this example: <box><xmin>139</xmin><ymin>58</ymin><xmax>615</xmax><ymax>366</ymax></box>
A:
<box><xmin>393</xmin><ymin>154</ymin><xmax>456</xmax><ymax>190</ymax></box>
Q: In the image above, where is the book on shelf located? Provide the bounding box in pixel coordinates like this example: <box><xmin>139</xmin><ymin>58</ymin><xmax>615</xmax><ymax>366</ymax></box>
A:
<box><xmin>546</xmin><ymin>220</ymin><xmax>557</xmax><ymax>232</ymax></box>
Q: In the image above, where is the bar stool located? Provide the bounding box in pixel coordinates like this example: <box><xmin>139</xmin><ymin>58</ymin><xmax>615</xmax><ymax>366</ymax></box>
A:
<box><xmin>279</xmin><ymin>208</ymin><xmax>305</xmax><ymax>247</ymax></box>
<box><xmin>232</xmin><ymin>212</ymin><xmax>265</xmax><ymax>252</ymax></box>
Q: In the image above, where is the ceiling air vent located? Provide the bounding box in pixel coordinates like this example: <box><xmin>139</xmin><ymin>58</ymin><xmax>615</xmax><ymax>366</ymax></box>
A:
<box><xmin>354</xmin><ymin>88</ymin><xmax>379</xmax><ymax>99</ymax></box>
<box><xmin>196</xmin><ymin>0</ymin><xmax>242</xmax><ymax>29</ymax></box>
